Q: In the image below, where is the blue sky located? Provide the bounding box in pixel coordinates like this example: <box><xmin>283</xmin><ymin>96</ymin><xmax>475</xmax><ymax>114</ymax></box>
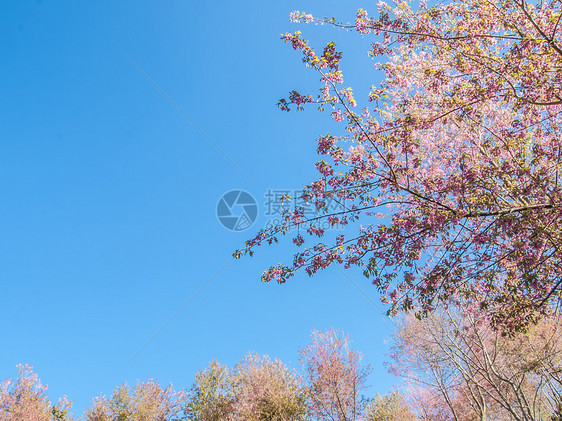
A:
<box><xmin>1</xmin><ymin>0</ymin><xmax>398</xmax><ymax>414</ymax></box>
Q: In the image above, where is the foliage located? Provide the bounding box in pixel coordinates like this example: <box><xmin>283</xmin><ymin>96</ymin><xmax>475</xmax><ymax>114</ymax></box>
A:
<box><xmin>364</xmin><ymin>391</ymin><xmax>417</xmax><ymax>421</ymax></box>
<box><xmin>0</xmin><ymin>364</ymin><xmax>72</xmax><ymax>421</ymax></box>
<box><xmin>232</xmin><ymin>353</ymin><xmax>308</xmax><ymax>421</ymax></box>
<box><xmin>4</xmin><ymin>321</ymin><xmax>562</xmax><ymax>419</ymax></box>
<box><xmin>184</xmin><ymin>360</ymin><xmax>236</xmax><ymax>421</ymax></box>
<box><xmin>83</xmin><ymin>379</ymin><xmax>182</xmax><ymax>421</ymax></box>
<box><xmin>299</xmin><ymin>329</ymin><xmax>371</xmax><ymax>420</ymax></box>
<box><xmin>236</xmin><ymin>0</ymin><xmax>562</xmax><ymax>331</ymax></box>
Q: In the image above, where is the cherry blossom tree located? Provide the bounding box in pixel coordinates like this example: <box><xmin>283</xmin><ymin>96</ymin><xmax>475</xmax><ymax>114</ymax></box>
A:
<box><xmin>231</xmin><ymin>353</ymin><xmax>308</xmax><ymax>421</ymax></box>
<box><xmin>389</xmin><ymin>305</ymin><xmax>562</xmax><ymax>420</ymax></box>
<box><xmin>83</xmin><ymin>379</ymin><xmax>182</xmax><ymax>421</ymax></box>
<box><xmin>184</xmin><ymin>355</ymin><xmax>307</xmax><ymax>421</ymax></box>
<box><xmin>364</xmin><ymin>391</ymin><xmax>417</xmax><ymax>421</ymax></box>
<box><xmin>0</xmin><ymin>364</ymin><xmax>73</xmax><ymax>421</ymax></box>
<box><xmin>184</xmin><ymin>360</ymin><xmax>236</xmax><ymax>421</ymax></box>
<box><xmin>299</xmin><ymin>329</ymin><xmax>371</xmax><ymax>421</ymax></box>
<box><xmin>236</xmin><ymin>0</ymin><xmax>562</xmax><ymax>331</ymax></box>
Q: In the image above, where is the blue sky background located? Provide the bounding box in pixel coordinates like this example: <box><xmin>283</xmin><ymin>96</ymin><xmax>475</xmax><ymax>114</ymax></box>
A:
<box><xmin>1</xmin><ymin>0</ymin><xmax>398</xmax><ymax>415</ymax></box>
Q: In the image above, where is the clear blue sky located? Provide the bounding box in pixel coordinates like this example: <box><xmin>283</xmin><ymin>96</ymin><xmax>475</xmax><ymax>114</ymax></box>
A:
<box><xmin>1</xmin><ymin>0</ymin><xmax>397</xmax><ymax>414</ymax></box>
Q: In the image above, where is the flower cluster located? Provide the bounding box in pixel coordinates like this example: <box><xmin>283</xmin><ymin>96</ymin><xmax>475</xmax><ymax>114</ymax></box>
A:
<box><xmin>238</xmin><ymin>0</ymin><xmax>562</xmax><ymax>332</ymax></box>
